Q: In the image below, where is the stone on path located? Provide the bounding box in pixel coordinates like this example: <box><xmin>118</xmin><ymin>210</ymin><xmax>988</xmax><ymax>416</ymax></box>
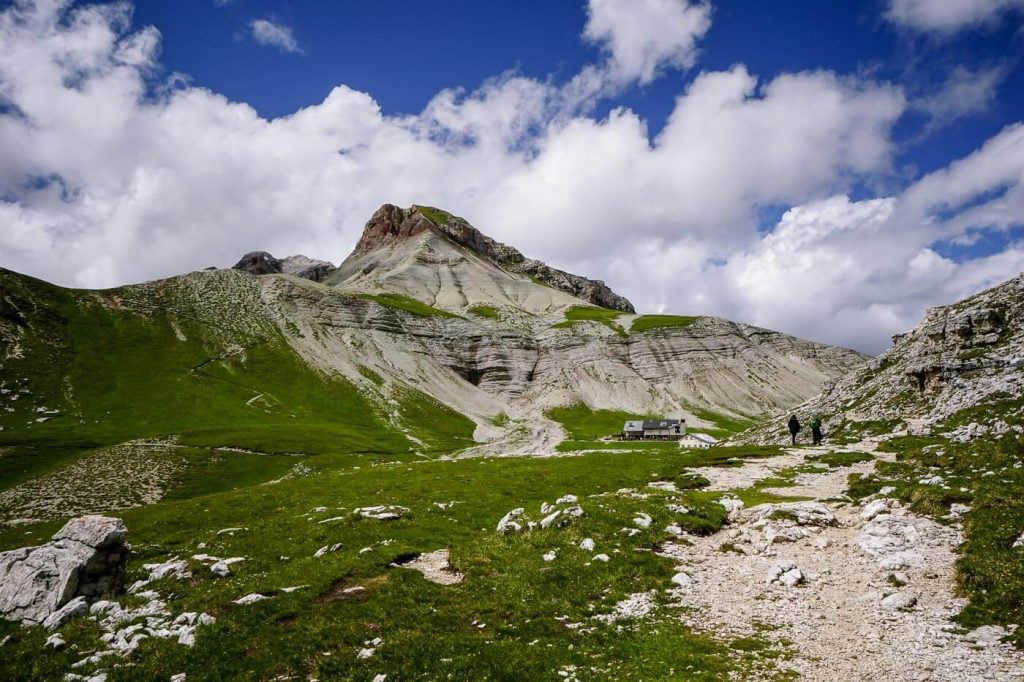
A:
<box><xmin>880</xmin><ymin>590</ymin><xmax>917</xmax><ymax>610</ymax></box>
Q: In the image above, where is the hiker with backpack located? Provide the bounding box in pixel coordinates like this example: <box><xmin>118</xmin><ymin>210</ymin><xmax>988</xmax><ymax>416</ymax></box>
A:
<box><xmin>810</xmin><ymin>414</ymin><xmax>823</xmax><ymax>445</ymax></box>
<box><xmin>787</xmin><ymin>415</ymin><xmax>800</xmax><ymax>445</ymax></box>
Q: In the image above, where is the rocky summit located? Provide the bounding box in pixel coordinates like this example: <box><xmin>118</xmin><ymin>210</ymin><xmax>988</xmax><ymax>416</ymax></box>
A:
<box><xmin>336</xmin><ymin>204</ymin><xmax>635</xmax><ymax>313</ymax></box>
<box><xmin>1</xmin><ymin>206</ymin><xmax>1021</xmax><ymax>682</ymax></box>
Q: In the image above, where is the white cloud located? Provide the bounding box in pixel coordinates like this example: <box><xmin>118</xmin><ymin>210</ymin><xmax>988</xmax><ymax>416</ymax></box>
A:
<box><xmin>915</xmin><ymin>65</ymin><xmax>1006</xmax><ymax>132</ymax></box>
<box><xmin>886</xmin><ymin>0</ymin><xmax>1024</xmax><ymax>33</ymax></box>
<box><xmin>583</xmin><ymin>0</ymin><xmax>711</xmax><ymax>84</ymax></box>
<box><xmin>0</xmin><ymin>0</ymin><xmax>1022</xmax><ymax>354</ymax></box>
<box><xmin>250</xmin><ymin>18</ymin><xmax>302</xmax><ymax>54</ymax></box>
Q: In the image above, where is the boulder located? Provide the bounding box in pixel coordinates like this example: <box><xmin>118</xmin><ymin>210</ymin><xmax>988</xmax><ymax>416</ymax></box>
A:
<box><xmin>880</xmin><ymin>590</ymin><xmax>917</xmax><ymax>610</ymax></box>
<box><xmin>0</xmin><ymin>516</ymin><xmax>129</xmax><ymax>626</ymax></box>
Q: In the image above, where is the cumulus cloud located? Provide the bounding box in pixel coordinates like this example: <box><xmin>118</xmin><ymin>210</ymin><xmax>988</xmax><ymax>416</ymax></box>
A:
<box><xmin>250</xmin><ymin>18</ymin><xmax>302</xmax><ymax>53</ymax></box>
<box><xmin>886</xmin><ymin>0</ymin><xmax>1024</xmax><ymax>33</ymax></box>
<box><xmin>583</xmin><ymin>0</ymin><xmax>711</xmax><ymax>84</ymax></box>
<box><xmin>0</xmin><ymin>0</ymin><xmax>1022</xmax><ymax>354</ymax></box>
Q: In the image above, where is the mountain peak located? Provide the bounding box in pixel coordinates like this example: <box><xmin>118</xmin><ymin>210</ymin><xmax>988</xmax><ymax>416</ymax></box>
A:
<box><xmin>342</xmin><ymin>204</ymin><xmax>636</xmax><ymax>313</ymax></box>
<box><xmin>232</xmin><ymin>251</ymin><xmax>336</xmax><ymax>282</ymax></box>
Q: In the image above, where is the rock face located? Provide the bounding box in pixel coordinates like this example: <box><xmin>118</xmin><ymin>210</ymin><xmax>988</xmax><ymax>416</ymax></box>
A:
<box><xmin>739</xmin><ymin>273</ymin><xmax>1024</xmax><ymax>444</ymax></box>
<box><xmin>232</xmin><ymin>252</ymin><xmax>336</xmax><ymax>282</ymax></box>
<box><xmin>333</xmin><ymin>204</ymin><xmax>635</xmax><ymax>313</ymax></box>
<box><xmin>0</xmin><ymin>516</ymin><xmax>128</xmax><ymax>625</ymax></box>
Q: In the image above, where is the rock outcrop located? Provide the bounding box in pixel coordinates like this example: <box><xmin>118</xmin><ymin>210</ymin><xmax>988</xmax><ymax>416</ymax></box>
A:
<box><xmin>0</xmin><ymin>516</ymin><xmax>128</xmax><ymax>626</ymax></box>
<box><xmin>232</xmin><ymin>252</ymin><xmax>336</xmax><ymax>282</ymax></box>
<box><xmin>738</xmin><ymin>273</ymin><xmax>1024</xmax><ymax>444</ymax></box>
<box><xmin>334</xmin><ymin>204</ymin><xmax>635</xmax><ymax>313</ymax></box>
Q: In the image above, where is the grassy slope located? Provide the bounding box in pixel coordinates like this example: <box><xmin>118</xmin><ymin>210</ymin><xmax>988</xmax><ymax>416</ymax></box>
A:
<box><xmin>467</xmin><ymin>304</ymin><xmax>500</xmax><ymax>320</ymax></box>
<box><xmin>552</xmin><ymin>306</ymin><xmax>627</xmax><ymax>337</ymax></box>
<box><xmin>354</xmin><ymin>292</ymin><xmax>461</xmax><ymax>319</ymax></box>
<box><xmin>547</xmin><ymin>404</ymin><xmax>755</xmax><ymax>451</ymax></box>
<box><xmin>630</xmin><ymin>315</ymin><xmax>702</xmax><ymax>333</ymax></box>
<box><xmin>0</xmin><ymin>271</ymin><xmax>474</xmax><ymax>494</ymax></box>
<box><xmin>0</xmin><ymin>448</ymin><xmax>794</xmax><ymax>681</ymax></box>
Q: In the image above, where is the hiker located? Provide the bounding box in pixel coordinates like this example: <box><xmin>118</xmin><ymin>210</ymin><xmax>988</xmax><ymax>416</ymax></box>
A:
<box><xmin>810</xmin><ymin>414</ymin><xmax>823</xmax><ymax>445</ymax></box>
<box><xmin>787</xmin><ymin>415</ymin><xmax>800</xmax><ymax>445</ymax></box>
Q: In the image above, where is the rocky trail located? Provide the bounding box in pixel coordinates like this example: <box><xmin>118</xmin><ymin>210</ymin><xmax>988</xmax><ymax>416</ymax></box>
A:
<box><xmin>663</xmin><ymin>443</ymin><xmax>1024</xmax><ymax>681</ymax></box>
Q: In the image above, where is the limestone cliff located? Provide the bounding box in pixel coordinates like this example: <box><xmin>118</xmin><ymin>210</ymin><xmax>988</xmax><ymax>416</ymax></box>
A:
<box><xmin>738</xmin><ymin>273</ymin><xmax>1024</xmax><ymax>444</ymax></box>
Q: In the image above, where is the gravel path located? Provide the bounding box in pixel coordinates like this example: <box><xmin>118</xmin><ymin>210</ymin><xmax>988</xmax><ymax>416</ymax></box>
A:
<box><xmin>663</xmin><ymin>444</ymin><xmax>1024</xmax><ymax>681</ymax></box>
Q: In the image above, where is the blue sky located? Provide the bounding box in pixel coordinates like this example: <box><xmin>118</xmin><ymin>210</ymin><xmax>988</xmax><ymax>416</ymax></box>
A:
<box><xmin>133</xmin><ymin>0</ymin><xmax>1023</xmax><ymax>181</ymax></box>
<box><xmin>1</xmin><ymin>0</ymin><xmax>1023</xmax><ymax>352</ymax></box>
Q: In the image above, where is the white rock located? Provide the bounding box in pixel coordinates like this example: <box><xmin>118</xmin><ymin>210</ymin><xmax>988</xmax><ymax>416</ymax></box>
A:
<box><xmin>671</xmin><ymin>572</ymin><xmax>691</xmax><ymax>587</ymax></box>
<box><xmin>42</xmin><ymin>596</ymin><xmax>88</xmax><ymax>631</ymax></box>
<box><xmin>633</xmin><ymin>513</ymin><xmax>652</xmax><ymax>529</ymax></box>
<box><xmin>880</xmin><ymin>591</ymin><xmax>917</xmax><ymax>610</ymax></box>
<box><xmin>372</xmin><ymin>675</ymin><xmax>387</xmax><ymax>682</ymax></box>
<box><xmin>766</xmin><ymin>563</ymin><xmax>803</xmax><ymax>587</ymax></box>
<box><xmin>539</xmin><ymin>511</ymin><xmax>562</xmax><ymax>529</ymax></box>
<box><xmin>579</xmin><ymin>538</ymin><xmax>595</xmax><ymax>552</ymax></box>
<box><xmin>0</xmin><ymin>516</ymin><xmax>128</xmax><ymax>625</ymax></box>
<box><xmin>45</xmin><ymin>633</ymin><xmax>66</xmax><ymax>649</ymax></box>
<box><xmin>647</xmin><ymin>481</ymin><xmax>677</xmax><ymax>492</ymax></box>
<box><xmin>210</xmin><ymin>557</ymin><xmax>246</xmax><ymax>577</ymax></box>
<box><xmin>232</xmin><ymin>593</ymin><xmax>268</xmax><ymax>605</ymax></box>
<box><xmin>142</xmin><ymin>558</ymin><xmax>191</xmax><ymax>582</ymax></box>
<box><xmin>170</xmin><ymin>675</ymin><xmax>187</xmax><ymax>682</ymax></box>
<box><xmin>779</xmin><ymin>568</ymin><xmax>804</xmax><ymax>587</ymax></box>
<box><xmin>215</xmin><ymin>527</ymin><xmax>245</xmax><ymax>536</ymax></box>
<box><xmin>860</xmin><ymin>499</ymin><xmax>893</xmax><ymax>521</ymax></box>
<box><xmin>392</xmin><ymin>549</ymin><xmax>464</xmax><ymax>585</ymax></box>
<box><xmin>497</xmin><ymin>508</ymin><xmax>525</xmax><ymax>534</ymax></box>
<box><xmin>542</xmin><ymin>550</ymin><xmax>557</xmax><ymax>562</ymax></box>
<box><xmin>718</xmin><ymin>497</ymin><xmax>744</xmax><ymax>521</ymax></box>
<box><xmin>177</xmin><ymin>626</ymin><xmax>196</xmax><ymax>647</ymax></box>
<box><xmin>314</xmin><ymin>543</ymin><xmax>342</xmax><ymax>558</ymax></box>
<box><xmin>355</xmin><ymin>505</ymin><xmax>408</xmax><ymax>520</ymax></box>
<box><xmin>964</xmin><ymin>624</ymin><xmax>1013</xmax><ymax>646</ymax></box>
<box><xmin>1012</xmin><ymin>532</ymin><xmax>1024</xmax><ymax>549</ymax></box>
<box><xmin>593</xmin><ymin>554</ymin><xmax>610</xmax><ymax>562</ymax></box>
<box><xmin>556</xmin><ymin>494</ymin><xmax>578</xmax><ymax>504</ymax></box>
<box><xmin>890</xmin><ymin>571</ymin><xmax>910</xmax><ymax>586</ymax></box>
<box><xmin>764</xmin><ymin>524</ymin><xmax>806</xmax><ymax>545</ymax></box>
